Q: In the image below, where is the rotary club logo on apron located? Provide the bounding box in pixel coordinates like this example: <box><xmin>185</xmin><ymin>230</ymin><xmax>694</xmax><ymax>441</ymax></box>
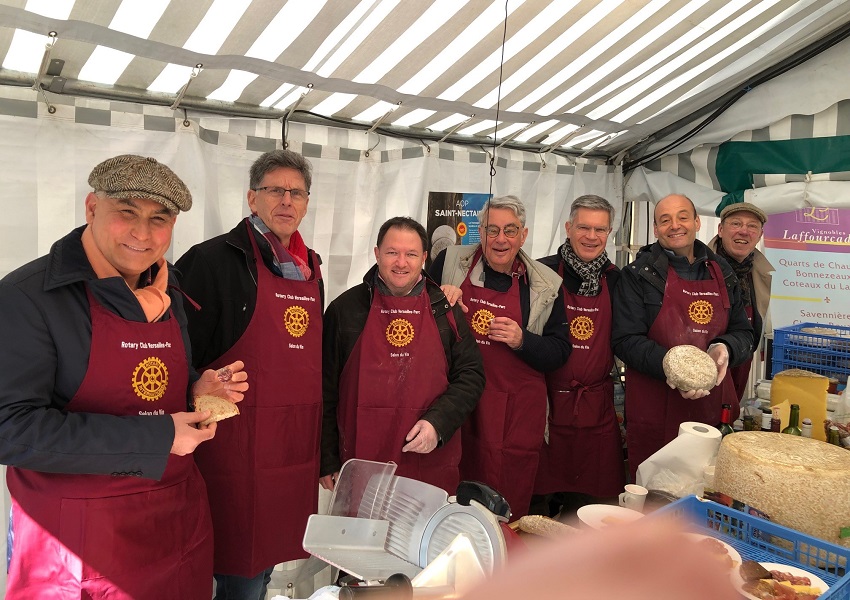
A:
<box><xmin>470</xmin><ymin>309</ymin><xmax>494</xmax><ymax>336</ymax></box>
<box><xmin>688</xmin><ymin>300</ymin><xmax>713</xmax><ymax>324</ymax></box>
<box><xmin>284</xmin><ymin>305</ymin><xmax>310</xmax><ymax>337</ymax></box>
<box><xmin>569</xmin><ymin>315</ymin><xmax>594</xmax><ymax>341</ymax></box>
<box><xmin>132</xmin><ymin>356</ymin><xmax>168</xmax><ymax>401</ymax></box>
<box><xmin>386</xmin><ymin>318</ymin><xmax>415</xmax><ymax>347</ymax></box>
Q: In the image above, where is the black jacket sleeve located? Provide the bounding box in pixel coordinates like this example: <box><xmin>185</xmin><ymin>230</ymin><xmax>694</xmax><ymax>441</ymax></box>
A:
<box><xmin>611</xmin><ymin>264</ymin><xmax>670</xmax><ymax>381</ymax></box>
<box><xmin>711</xmin><ymin>269</ymin><xmax>755</xmax><ymax>367</ymax></box>
<box><xmin>420</xmin><ymin>297</ymin><xmax>485</xmax><ymax>444</ymax></box>
<box><xmin>515</xmin><ymin>284</ymin><xmax>572</xmax><ymax>372</ymax></box>
<box><xmin>0</xmin><ymin>281</ymin><xmax>174</xmax><ymax>479</ymax></box>
<box><xmin>320</xmin><ymin>295</ymin><xmax>346</xmax><ymax>477</ymax></box>
<box><xmin>174</xmin><ymin>245</ymin><xmax>225</xmax><ymax>370</ymax></box>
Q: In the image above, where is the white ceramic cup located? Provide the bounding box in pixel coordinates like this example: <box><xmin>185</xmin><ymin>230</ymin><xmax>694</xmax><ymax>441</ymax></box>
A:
<box><xmin>618</xmin><ymin>484</ymin><xmax>648</xmax><ymax>512</ymax></box>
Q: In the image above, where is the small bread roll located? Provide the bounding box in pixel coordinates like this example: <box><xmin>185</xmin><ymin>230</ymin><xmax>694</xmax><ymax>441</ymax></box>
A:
<box><xmin>516</xmin><ymin>515</ymin><xmax>578</xmax><ymax>538</ymax></box>
<box><xmin>663</xmin><ymin>345</ymin><xmax>717</xmax><ymax>391</ymax></box>
<box><xmin>194</xmin><ymin>394</ymin><xmax>239</xmax><ymax>426</ymax></box>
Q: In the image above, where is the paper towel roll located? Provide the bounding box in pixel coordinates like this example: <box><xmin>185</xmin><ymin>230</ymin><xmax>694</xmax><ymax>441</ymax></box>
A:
<box><xmin>636</xmin><ymin>422</ymin><xmax>722</xmax><ymax>493</ymax></box>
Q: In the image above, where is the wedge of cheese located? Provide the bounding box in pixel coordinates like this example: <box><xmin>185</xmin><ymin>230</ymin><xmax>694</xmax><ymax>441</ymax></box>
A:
<box><xmin>715</xmin><ymin>432</ymin><xmax>850</xmax><ymax>548</ymax></box>
<box><xmin>782</xmin><ymin>583</ymin><xmax>823</xmax><ymax>596</ymax></box>
<box><xmin>770</xmin><ymin>369</ymin><xmax>828</xmax><ymax>441</ymax></box>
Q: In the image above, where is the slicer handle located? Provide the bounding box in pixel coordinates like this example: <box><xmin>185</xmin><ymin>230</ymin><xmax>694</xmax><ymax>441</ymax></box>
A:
<box><xmin>455</xmin><ymin>480</ymin><xmax>512</xmax><ymax>521</ymax></box>
<box><xmin>339</xmin><ymin>573</ymin><xmax>412</xmax><ymax>599</ymax></box>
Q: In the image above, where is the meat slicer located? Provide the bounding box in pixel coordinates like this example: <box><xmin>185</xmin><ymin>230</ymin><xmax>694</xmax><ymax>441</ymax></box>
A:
<box><xmin>302</xmin><ymin>459</ymin><xmax>510</xmax><ymax>595</ymax></box>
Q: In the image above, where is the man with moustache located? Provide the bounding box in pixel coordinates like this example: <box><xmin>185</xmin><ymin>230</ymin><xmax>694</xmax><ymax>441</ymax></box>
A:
<box><xmin>612</xmin><ymin>194</ymin><xmax>753</xmax><ymax>479</ymax></box>
<box><xmin>709</xmin><ymin>202</ymin><xmax>773</xmax><ymax>399</ymax></box>
<box><xmin>430</xmin><ymin>195</ymin><xmax>570</xmax><ymax>519</ymax></box>
<box><xmin>533</xmin><ymin>195</ymin><xmax>624</xmax><ymax>514</ymax></box>
<box><xmin>321</xmin><ymin>217</ymin><xmax>483</xmax><ymax>494</ymax></box>
<box><xmin>177</xmin><ymin>150</ymin><xmax>323</xmax><ymax>599</ymax></box>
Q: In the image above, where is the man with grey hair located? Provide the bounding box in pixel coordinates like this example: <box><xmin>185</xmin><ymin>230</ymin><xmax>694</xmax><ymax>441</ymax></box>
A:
<box><xmin>177</xmin><ymin>149</ymin><xmax>323</xmax><ymax>599</ymax></box>
<box><xmin>533</xmin><ymin>195</ymin><xmax>624</xmax><ymax>515</ymax></box>
<box><xmin>0</xmin><ymin>155</ymin><xmax>247</xmax><ymax>598</ymax></box>
<box><xmin>430</xmin><ymin>195</ymin><xmax>570</xmax><ymax>519</ymax></box>
<box><xmin>709</xmin><ymin>202</ymin><xmax>774</xmax><ymax>399</ymax></box>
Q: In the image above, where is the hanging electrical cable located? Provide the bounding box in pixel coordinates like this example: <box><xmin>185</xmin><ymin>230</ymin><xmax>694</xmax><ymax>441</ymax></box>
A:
<box><xmin>489</xmin><ymin>0</ymin><xmax>510</xmax><ymax>198</ymax></box>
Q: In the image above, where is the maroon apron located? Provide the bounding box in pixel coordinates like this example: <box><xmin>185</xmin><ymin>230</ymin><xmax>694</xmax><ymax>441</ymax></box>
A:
<box><xmin>625</xmin><ymin>261</ymin><xmax>737</xmax><ymax>480</ymax></box>
<box><xmin>337</xmin><ymin>281</ymin><xmax>461</xmax><ymax>493</ymax></box>
<box><xmin>458</xmin><ymin>249</ymin><xmax>548</xmax><ymax>520</ymax></box>
<box><xmin>729</xmin><ymin>305</ymin><xmax>754</xmax><ymax>400</ymax></box>
<box><xmin>6</xmin><ymin>288</ymin><xmax>213</xmax><ymax>599</ymax></box>
<box><xmin>193</xmin><ymin>222</ymin><xmax>322</xmax><ymax>577</ymax></box>
<box><xmin>534</xmin><ymin>264</ymin><xmax>624</xmax><ymax>498</ymax></box>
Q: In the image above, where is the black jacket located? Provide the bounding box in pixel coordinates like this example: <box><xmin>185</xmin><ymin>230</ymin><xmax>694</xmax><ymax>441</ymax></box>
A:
<box><xmin>321</xmin><ymin>265</ymin><xmax>485</xmax><ymax>476</ymax></box>
<box><xmin>612</xmin><ymin>241</ymin><xmax>754</xmax><ymax>382</ymax></box>
<box><xmin>175</xmin><ymin>219</ymin><xmax>324</xmax><ymax>369</ymax></box>
<box><xmin>0</xmin><ymin>226</ymin><xmax>192</xmax><ymax>480</ymax></box>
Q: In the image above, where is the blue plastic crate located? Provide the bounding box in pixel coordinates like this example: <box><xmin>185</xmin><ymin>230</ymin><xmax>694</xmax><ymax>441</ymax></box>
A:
<box><xmin>657</xmin><ymin>496</ymin><xmax>849</xmax><ymax>599</ymax></box>
<box><xmin>772</xmin><ymin>322</ymin><xmax>850</xmax><ymax>381</ymax></box>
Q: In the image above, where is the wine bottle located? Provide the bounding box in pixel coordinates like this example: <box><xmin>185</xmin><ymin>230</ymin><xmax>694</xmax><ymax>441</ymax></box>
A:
<box><xmin>770</xmin><ymin>406</ymin><xmax>781</xmax><ymax>433</ymax></box>
<box><xmin>716</xmin><ymin>404</ymin><xmax>734</xmax><ymax>437</ymax></box>
<box><xmin>828</xmin><ymin>425</ymin><xmax>841</xmax><ymax>446</ymax></box>
<box><xmin>781</xmin><ymin>404</ymin><xmax>802</xmax><ymax>436</ymax></box>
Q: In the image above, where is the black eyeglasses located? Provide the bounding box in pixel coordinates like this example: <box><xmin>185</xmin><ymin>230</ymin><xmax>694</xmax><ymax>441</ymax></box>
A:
<box><xmin>483</xmin><ymin>224</ymin><xmax>521</xmax><ymax>238</ymax></box>
<box><xmin>252</xmin><ymin>187</ymin><xmax>309</xmax><ymax>202</ymax></box>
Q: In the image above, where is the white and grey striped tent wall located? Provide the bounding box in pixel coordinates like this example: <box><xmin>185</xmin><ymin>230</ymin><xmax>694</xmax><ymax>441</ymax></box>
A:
<box><xmin>0</xmin><ymin>83</ymin><xmax>622</xmax><ymax>304</ymax></box>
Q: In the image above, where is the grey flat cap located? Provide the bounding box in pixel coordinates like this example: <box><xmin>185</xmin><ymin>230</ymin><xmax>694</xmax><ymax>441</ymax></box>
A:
<box><xmin>719</xmin><ymin>201</ymin><xmax>767</xmax><ymax>224</ymax></box>
<box><xmin>88</xmin><ymin>155</ymin><xmax>192</xmax><ymax>213</ymax></box>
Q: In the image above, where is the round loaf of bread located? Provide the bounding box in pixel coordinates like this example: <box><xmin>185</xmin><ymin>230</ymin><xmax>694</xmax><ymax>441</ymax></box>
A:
<box><xmin>714</xmin><ymin>432</ymin><xmax>850</xmax><ymax>547</ymax></box>
<box><xmin>662</xmin><ymin>345</ymin><xmax>717</xmax><ymax>391</ymax></box>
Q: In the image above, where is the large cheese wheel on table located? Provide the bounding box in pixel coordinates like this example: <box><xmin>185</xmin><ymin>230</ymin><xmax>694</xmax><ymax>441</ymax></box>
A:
<box><xmin>714</xmin><ymin>431</ymin><xmax>850</xmax><ymax>547</ymax></box>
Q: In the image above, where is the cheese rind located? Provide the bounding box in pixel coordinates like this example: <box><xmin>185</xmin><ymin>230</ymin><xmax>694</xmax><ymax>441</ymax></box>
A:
<box><xmin>714</xmin><ymin>431</ymin><xmax>850</xmax><ymax>547</ymax></box>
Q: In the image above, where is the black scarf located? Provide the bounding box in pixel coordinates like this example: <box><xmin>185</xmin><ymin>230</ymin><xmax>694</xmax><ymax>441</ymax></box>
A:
<box><xmin>560</xmin><ymin>241</ymin><xmax>609</xmax><ymax>296</ymax></box>
<box><xmin>716</xmin><ymin>242</ymin><xmax>755</xmax><ymax>307</ymax></box>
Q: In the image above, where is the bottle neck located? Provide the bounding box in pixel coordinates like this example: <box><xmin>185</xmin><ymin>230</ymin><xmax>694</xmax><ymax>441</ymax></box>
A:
<box><xmin>789</xmin><ymin>406</ymin><xmax>800</xmax><ymax>427</ymax></box>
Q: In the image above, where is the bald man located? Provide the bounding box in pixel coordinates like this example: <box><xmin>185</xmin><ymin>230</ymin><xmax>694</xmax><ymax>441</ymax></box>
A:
<box><xmin>611</xmin><ymin>194</ymin><xmax>753</xmax><ymax>480</ymax></box>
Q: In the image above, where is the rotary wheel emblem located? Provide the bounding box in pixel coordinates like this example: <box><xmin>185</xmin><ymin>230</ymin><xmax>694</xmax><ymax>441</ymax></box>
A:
<box><xmin>386</xmin><ymin>318</ymin><xmax>414</xmax><ymax>347</ymax></box>
<box><xmin>688</xmin><ymin>300</ymin><xmax>713</xmax><ymax>325</ymax></box>
<box><xmin>132</xmin><ymin>357</ymin><xmax>169</xmax><ymax>402</ymax></box>
<box><xmin>570</xmin><ymin>316</ymin><xmax>594</xmax><ymax>341</ymax></box>
<box><xmin>284</xmin><ymin>305</ymin><xmax>309</xmax><ymax>338</ymax></box>
<box><xmin>471</xmin><ymin>309</ymin><xmax>495</xmax><ymax>336</ymax></box>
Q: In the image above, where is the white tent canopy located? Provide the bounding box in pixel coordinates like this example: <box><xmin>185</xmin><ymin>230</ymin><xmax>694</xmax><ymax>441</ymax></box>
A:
<box><xmin>2</xmin><ymin>0</ymin><xmax>849</xmax><ymax>158</ymax></box>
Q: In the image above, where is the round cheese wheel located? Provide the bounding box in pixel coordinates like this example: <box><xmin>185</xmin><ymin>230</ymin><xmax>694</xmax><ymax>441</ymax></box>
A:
<box><xmin>662</xmin><ymin>345</ymin><xmax>717</xmax><ymax>391</ymax></box>
<box><xmin>714</xmin><ymin>432</ymin><xmax>850</xmax><ymax>547</ymax></box>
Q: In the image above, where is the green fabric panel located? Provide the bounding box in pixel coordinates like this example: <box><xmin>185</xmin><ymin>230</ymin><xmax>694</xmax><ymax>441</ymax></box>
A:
<box><xmin>716</xmin><ymin>191</ymin><xmax>747</xmax><ymax>216</ymax></box>
<box><xmin>715</xmin><ymin>135</ymin><xmax>850</xmax><ymax>193</ymax></box>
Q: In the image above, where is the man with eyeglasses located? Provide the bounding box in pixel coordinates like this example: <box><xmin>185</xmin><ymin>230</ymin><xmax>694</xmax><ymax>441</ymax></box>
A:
<box><xmin>430</xmin><ymin>195</ymin><xmax>570</xmax><ymax>519</ymax></box>
<box><xmin>709</xmin><ymin>202</ymin><xmax>773</xmax><ymax>399</ymax></box>
<box><xmin>532</xmin><ymin>195</ymin><xmax>625</xmax><ymax>516</ymax></box>
<box><xmin>176</xmin><ymin>150</ymin><xmax>324</xmax><ymax>599</ymax></box>
<box><xmin>321</xmin><ymin>217</ymin><xmax>484</xmax><ymax>495</ymax></box>
<box><xmin>612</xmin><ymin>194</ymin><xmax>753</xmax><ymax>481</ymax></box>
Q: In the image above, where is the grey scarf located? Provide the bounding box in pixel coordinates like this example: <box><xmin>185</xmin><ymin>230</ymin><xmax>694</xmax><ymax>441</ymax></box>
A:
<box><xmin>560</xmin><ymin>241</ymin><xmax>609</xmax><ymax>296</ymax></box>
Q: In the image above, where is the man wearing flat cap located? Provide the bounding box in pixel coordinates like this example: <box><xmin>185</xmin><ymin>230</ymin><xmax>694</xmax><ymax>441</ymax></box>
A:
<box><xmin>710</xmin><ymin>202</ymin><xmax>774</xmax><ymax>399</ymax></box>
<box><xmin>177</xmin><ymin>149</ymin><xmax>324</xmax><ymax>599</ymax></box>
<box><xmin>0</xmin><ymin>155</ymin><xmax>247</xmax><ymax>599</ymax></box>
